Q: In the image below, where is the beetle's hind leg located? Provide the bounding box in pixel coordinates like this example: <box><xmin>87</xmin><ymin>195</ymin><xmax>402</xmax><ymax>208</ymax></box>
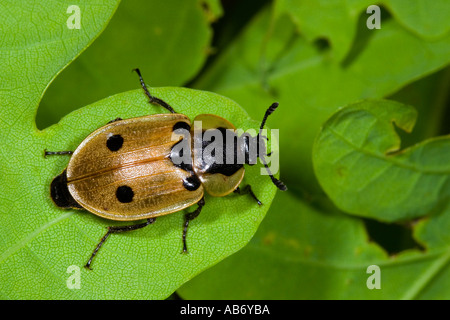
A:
<box><xmin>43</xmin><ymin>149</ymin><xmax>73</xmax><ymax>158</ymax></box>
<box><xmin>85</xmin><ymin>218</ymin><xmax>156</xmax><ymax>270</ymax></box>
<box><xmin>133</xmin><ymin>68</ymin><xmax>176</xmax><ymax>114</ymax></box>
<box><xmin>234</xmin><ymin>185</ymin><xmax>262</xmax><ymax>206</ymax></box>
<box><xmin>107</xmin><ymin>117</ymin><xmax>123</xmax><ymax>124</ymax></box>
<box><xmin>182</xmin><ymin>197</ymin><xmax>205</xmax><ymax>254</ymax></box>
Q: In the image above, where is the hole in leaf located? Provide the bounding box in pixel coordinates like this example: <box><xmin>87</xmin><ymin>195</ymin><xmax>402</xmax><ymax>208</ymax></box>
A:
<box><xmin>186</xmin><ymin>0</ymin><xmax>270</xmax><ymax>87</ymax></box>
<box><xmin>313</xmin><ymin>37</ymin><xmax>331</xmax><ymax>52</ymax></box>
<box><xmin>363</xmin><ymin>218</ymin><xmax>424</xmax><ymax>255</ymax></box>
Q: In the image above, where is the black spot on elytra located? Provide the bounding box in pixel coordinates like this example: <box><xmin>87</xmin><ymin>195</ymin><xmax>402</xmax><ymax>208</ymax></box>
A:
<box><xmin>116</xmin><ymin>185</ymin><xmax>134</xmax><ymax>203</ymax></box>
<box><xmin>173</xmin><ymin>121</ymin><xmax>191</xmax><ymax>132</ymax></box>
<box><xmin>183</xmin><ymin>175</ymin><xmax>201</xmax><ymax>191</ymax></box>
<box><xmin>107</xmin><ymin>134</ymin><xmax>124</xmax><ymax>151</ymax></box>
<box><xmin>170</xmin><ymin>122</ymin><xmax>193</xmax><ymax>172</ymax></box>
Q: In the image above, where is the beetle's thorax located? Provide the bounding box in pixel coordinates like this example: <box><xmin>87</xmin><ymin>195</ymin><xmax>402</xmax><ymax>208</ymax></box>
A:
<box><xmin>170</xmin><ymin>114</ymin><xmax>252</xmax><ymax>197</ymax></box>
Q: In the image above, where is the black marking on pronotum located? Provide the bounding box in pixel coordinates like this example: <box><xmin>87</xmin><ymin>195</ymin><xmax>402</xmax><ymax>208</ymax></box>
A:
<box><xmin>183</xmin><ymin>175</ymin><xmax>201</xmax><ymax>191</ymax></box>
<box><xmin>200</xmin><ymin>127</ymin><xmax>244</xmax><ymax>177</ymax></box>
<box><xmin>106</xmin><ymin>134</ymin><xmax>124</xmax><ymax>152</ymax></box>
<box><xmin>116</xmin><ymin>185</ymin><xmax>134</xmax><ymax>203</ymax></box>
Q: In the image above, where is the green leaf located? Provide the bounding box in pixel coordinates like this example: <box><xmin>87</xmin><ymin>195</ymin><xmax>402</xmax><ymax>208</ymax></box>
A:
<box><xmin>0</xmin><ymin>1</ymin><xmax>278</xmax><ymax>299</ymax></box>
<box><xmin>3</xmin><ymin>0</ymin><xmax>450</xmax><ymax>301</ymax></box>
<box><xmin>384</xmin><ymin>0</ymin><xmax>450</xmax><ymax>40</ymax></box>
<box><xmin>312</xmin><ymin>99</ymin><xmax>450</xmax><ymax>222</ymax></box>
<box><xmin>179</xmin><ymin>188</ymin><xmax>450</xmax><ymax>299</ymax></box>
<box><xmin>0</xmin><ymin>0</ymin><xmax>120</xmax><ymax>131</ymax></box>
<box><xmin>179</xmin><ymin>188</ymin><xmax>450</xmax><ymax>300</ymax></box>
<box><xmin>275</xmin><ymin>0</ymin><xmax>374</xmax><ymax>61</ymax></box>
<box><xmin>193</xmin><ymin>3</ymin><xmax>450</xmax><ymax>194</ymax></box>
<box><xmin>179</xmin><ymin>1</ymin><xmax>450</xmax><ymax>300</ymax></box>
<box><xmin>179</xmin><ymin>190</ymin><xmax>388</xmax><ymax>299</ymax></box>
<box><xmin>275</xmin><ymin>0</ymin><xmax>450</xmax><ymax>62</ymax></box>
<box><xmin>36</xmin><ymin>0</ymin><xmax>215</xmax><ymax>129</ymax></box>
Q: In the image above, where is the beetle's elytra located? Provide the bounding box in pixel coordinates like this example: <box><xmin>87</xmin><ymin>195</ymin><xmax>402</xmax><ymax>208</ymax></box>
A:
<box><xmin>46</xmin><ymin>68</ymin><xmax>286</xmax><ymax>270</ymax></box>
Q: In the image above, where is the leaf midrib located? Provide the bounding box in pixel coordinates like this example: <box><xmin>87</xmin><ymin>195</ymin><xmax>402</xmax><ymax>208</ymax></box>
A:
<box><xmin>0</xmin><ymin>212</ymin><xmax>73</xmax><ymax>264</ymax></box>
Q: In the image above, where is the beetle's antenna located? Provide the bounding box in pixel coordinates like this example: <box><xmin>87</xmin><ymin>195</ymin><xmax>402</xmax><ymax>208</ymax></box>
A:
<box><xmin>133</xmin><ymin>68</ymin><xmax>176</xmax><ymax>114</ymax></box>
<box><xmin>260</xmin><ymin>102</ymin><xmax>279</xmax><ymax>132</ymax></box>
<box><xmin>260</xmin><ymin>154</ymin><xmax>287</xmax><ymax>191</ymax></box>
<box><xmin>258</xmin><ymin>102</ymin><xmax>287</xmax><ymax>191</ymax></box>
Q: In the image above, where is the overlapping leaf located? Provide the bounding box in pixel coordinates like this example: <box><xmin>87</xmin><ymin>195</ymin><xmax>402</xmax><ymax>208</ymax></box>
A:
<box><xmin>192</xmin><ymin>2</ymin><xmax>450</xmax><ymax>194</ymax></box>
<box><xmin>179</xmin><ymin>1</ymin><xmax>450</xmax><ymax>299</ymax></box>
<box><xmin>313</xmin><ymin>99</ymin><xmax>449</xmax><ymax>222</ymax></box>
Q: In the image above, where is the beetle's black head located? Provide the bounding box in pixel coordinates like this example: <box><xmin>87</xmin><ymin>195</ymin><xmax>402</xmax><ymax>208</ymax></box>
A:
<box><xmin>194</xmin><ymin>127</ymin><xmax>269</xmax><ymax>178</ymax></box>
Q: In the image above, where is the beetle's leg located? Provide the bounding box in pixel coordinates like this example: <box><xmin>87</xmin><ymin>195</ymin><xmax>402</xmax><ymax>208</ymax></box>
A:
<box><xmin>182</xmin><ymin>197</ymin><xmax>205</xmax><ymax>253</ymax></box>
<box><xmin>133</xmin><ymin>68</ymin><xmax>176</xmax><ymax>114</ymax></box>
<box><xmin>43</xmin><ymin>149</ymin><xmax>74</xmax><ymax>158</ymax></box>
<box><xmin>234</xmin><ymin>185</ymin><xmax>262</xmax><ymax>206</ymax></box>
<box><xmin>85</xmin><ymin>218</ymin><xmax>156</xmax><ymax>270</ymax></box>
<box><xmin>107</xmin><ymin>117</ymin><xmax>123</xmax><ymax>124</ymax></box>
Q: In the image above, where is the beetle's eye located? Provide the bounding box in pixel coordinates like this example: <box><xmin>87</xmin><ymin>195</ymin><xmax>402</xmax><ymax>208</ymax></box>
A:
<box><xmin>107</xmin><ymin>134</ymin><xmax>124</xmax><ymax>151</ymax></box>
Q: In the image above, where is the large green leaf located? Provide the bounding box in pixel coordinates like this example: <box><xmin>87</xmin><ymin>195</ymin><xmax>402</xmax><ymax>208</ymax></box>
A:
<box><xmin>2</xmin><ymin>0</ymin><xmax>449</xmax><ymax>301</ymax></box>
<box><xmin>192</xmin><ymin>2</ymin><xmax>450</xmax><ymax>194</ymax></box>
<box><xmin>179</xmin><ymin>191</ymin><xmax>388</xmax><ymax>299</ymax></box>
<box><xmin>0</xmin><ymin>0</ymin><xmax>278</xmax><ymax>299</ymax></box>
<box><xmin>312</xmin><ymin>99</ymin><xmax>449</xmax><ymax>222</ymax></box>
<box><xmin>180</xmin><ymin>186</ymin><xmax>450</xmax><ymax>299</ymax></box>
<box><xmin>180</xmin><ymin>1</ymin><xmax>450</xmax><ymax>300</ymax></box>
<box><xmin>36</xmin><ymin>0</ymin><xmax>215</xmax><ymax>129</ymax></box>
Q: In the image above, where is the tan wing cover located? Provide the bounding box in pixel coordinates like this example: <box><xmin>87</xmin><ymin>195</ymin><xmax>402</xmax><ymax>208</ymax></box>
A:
<box><xmin>66</xmin><ymin>114</ymin><xmax>203</xmax><ymax>221</ymax></box>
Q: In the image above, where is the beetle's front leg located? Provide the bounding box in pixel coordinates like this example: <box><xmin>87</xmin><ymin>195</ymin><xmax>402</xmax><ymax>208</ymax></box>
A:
<box><xmin>107</xmin><ymin>117</ymin><xmax>123</xmax><ymax>124</ymax></box>
<box><xmin>182</xmin><ymin>197</ymin><xmax>205</xmax><ymax>253</ymax></box>
<box><xmin>234</xmin><ymin>185</ymin><xmax>262</xmax><ymax>206</ymax></box>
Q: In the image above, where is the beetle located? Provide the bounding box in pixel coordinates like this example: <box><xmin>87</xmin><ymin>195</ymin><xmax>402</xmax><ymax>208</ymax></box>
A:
<box><xmin>45</xmin><ymin>69</ymin><xmax>286</xmax><ymax>269</ymax></box>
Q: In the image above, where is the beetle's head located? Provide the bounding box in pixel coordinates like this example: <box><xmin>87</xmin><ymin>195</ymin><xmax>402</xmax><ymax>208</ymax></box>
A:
<box><xmin>187</xmin><ymin>105</ymin><xmax>287</xmax><ymax>192</ymax></box>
